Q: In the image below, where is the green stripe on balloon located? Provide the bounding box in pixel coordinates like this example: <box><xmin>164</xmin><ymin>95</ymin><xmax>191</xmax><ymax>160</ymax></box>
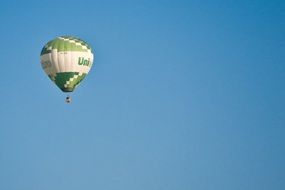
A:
<box><xmin>40</xmin><ymin>36</ymin><xmax>92</xmax><ymax>55</ymax></box>
<box><xmin>51</xmin><ymin>72</ymin><xmax>87</xmax><ymax>92</ymax></box>
<box><xmin>61</xmin><ymin>36</ymin><xmax>92</xmax><ymax>49</ymax></box>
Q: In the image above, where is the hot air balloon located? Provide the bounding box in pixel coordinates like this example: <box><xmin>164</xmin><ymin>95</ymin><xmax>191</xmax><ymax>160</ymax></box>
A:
<box><xmin>40</xmin><ymin>36</ymin><xmax>94</xmax><ymax>103</ymax></box>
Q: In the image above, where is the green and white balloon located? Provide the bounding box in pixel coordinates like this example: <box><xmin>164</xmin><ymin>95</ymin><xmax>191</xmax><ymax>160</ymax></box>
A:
<box><xmin>40</xmin><ymin>36</ymin><xmax>94</xmax><ymax>92</ymax></box>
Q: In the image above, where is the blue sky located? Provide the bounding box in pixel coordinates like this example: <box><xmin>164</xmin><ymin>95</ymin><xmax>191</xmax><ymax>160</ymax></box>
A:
<box><xmin>0</xmin><ymin>0</ymin><xmax>284</xmax><ymax>189</ymax></box>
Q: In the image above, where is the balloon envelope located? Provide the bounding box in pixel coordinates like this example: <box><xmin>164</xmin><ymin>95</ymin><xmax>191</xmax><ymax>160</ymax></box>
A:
<box><xmin>40</xmin><ymin>36</ymin><xmax>94</xmax><ymax>92</ymax></box>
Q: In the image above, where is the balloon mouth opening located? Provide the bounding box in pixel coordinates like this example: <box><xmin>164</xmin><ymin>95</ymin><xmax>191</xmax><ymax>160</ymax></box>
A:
<box><xmin>61</xmin><ymin>88</ymin><xmax>74</xmax><ymax>92</ymax></box>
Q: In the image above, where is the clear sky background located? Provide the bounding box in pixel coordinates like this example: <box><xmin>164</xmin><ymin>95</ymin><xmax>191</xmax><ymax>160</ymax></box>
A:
<box><xmin>0</xmin><ymin>0</ymin><xmax>284</xmax><ymax>189</ymax></box>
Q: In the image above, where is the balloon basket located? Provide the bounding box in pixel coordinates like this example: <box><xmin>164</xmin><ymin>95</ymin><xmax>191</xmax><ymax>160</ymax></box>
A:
<box><xmin>65</xmin><ymin>95</ymin><xmax>71</xmax><ymax>103</ymax></box>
